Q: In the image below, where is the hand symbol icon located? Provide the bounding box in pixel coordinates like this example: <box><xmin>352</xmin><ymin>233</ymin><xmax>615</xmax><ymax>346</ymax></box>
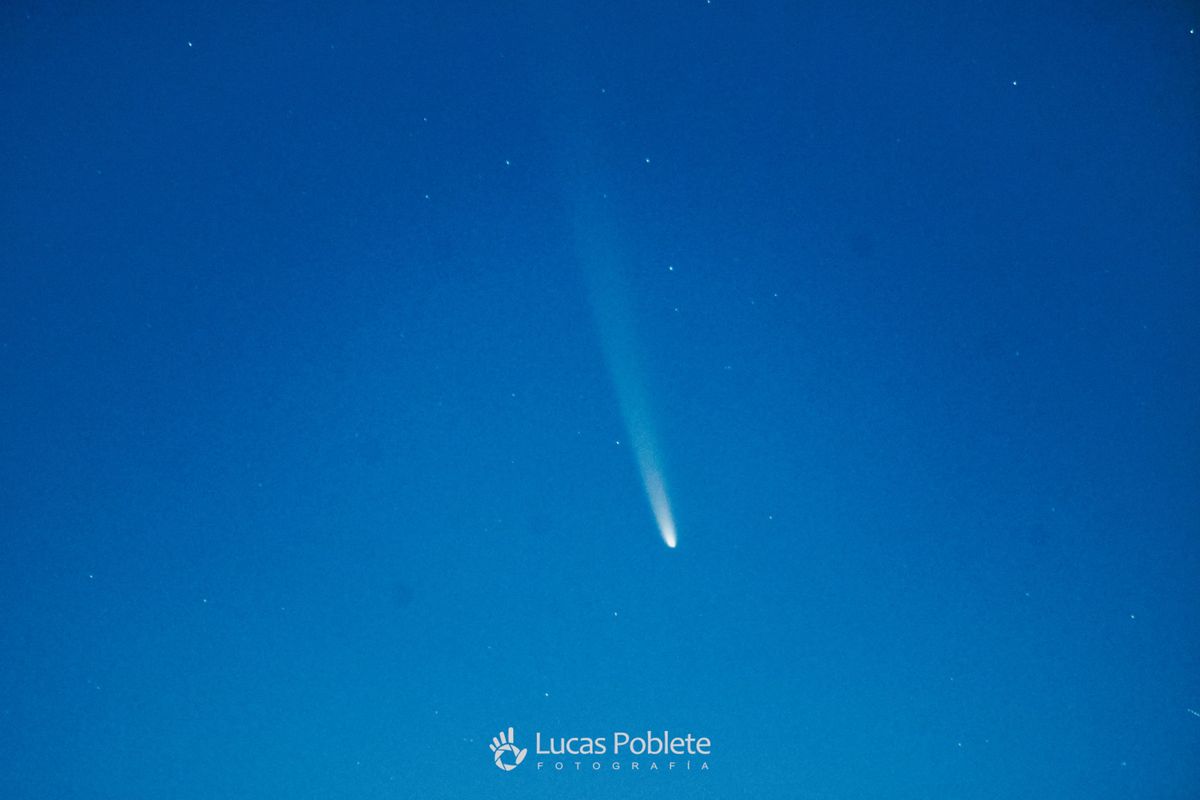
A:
<box><xmin>490</xmin><ymin>727</ymin><xmax>527</xmax><ymax>771</ymax></box>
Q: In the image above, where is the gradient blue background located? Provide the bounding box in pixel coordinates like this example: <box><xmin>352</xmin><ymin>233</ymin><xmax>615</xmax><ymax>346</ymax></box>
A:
<box><xmin>2</xmin><ymin>2</ymin><xmax>1198</xmax><ymax>797</ymax></box>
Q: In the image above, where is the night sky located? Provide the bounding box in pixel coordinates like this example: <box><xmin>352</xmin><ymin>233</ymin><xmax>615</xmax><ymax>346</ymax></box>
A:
<box><xmin>2</xmin><ymin>3</ymin><xmax>1198</xmax><ymax>798</ymax></box>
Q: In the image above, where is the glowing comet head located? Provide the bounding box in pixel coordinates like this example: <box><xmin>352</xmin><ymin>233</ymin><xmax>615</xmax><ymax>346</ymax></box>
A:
<box><xmin>658</xmin><ymin>513</ymin><xmax>677</xmax><ymax>549</ymax></box>
<box><xmin>638</xmin><ymin>452</ymin><xmax>677</xmax><ymax>549</ymax></box>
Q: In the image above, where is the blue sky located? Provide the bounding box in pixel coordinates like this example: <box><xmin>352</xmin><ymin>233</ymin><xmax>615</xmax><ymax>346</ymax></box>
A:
<box><xmin>2</xmin><ymin>2</ymin><xmax>1198</xmax><ymax>798</ymax></box>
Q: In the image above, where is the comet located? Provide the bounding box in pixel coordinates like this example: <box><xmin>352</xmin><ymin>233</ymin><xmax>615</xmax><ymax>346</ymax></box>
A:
<box><xmin>575</xmin><ymin>200</ymin><xmax>678</xmax><ymax>550</ymax></box>
<box><xmin>639</xmin><ymin>455</ymin><xmax>677</xmax><ymax>549</ymax></box>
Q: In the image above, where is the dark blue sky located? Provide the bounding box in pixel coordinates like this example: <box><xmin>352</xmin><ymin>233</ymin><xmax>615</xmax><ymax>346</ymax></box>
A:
<box><xmin>2</xmin><ymin>2</ymin><xmax>1198</xmax><ymax>798</ymax></box>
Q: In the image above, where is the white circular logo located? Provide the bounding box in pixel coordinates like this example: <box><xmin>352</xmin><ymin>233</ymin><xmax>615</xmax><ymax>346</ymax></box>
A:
<box><xmin>490</xmin><ymin>727</ymin><xmax>527</xmax><ymax>771</ymax></box>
